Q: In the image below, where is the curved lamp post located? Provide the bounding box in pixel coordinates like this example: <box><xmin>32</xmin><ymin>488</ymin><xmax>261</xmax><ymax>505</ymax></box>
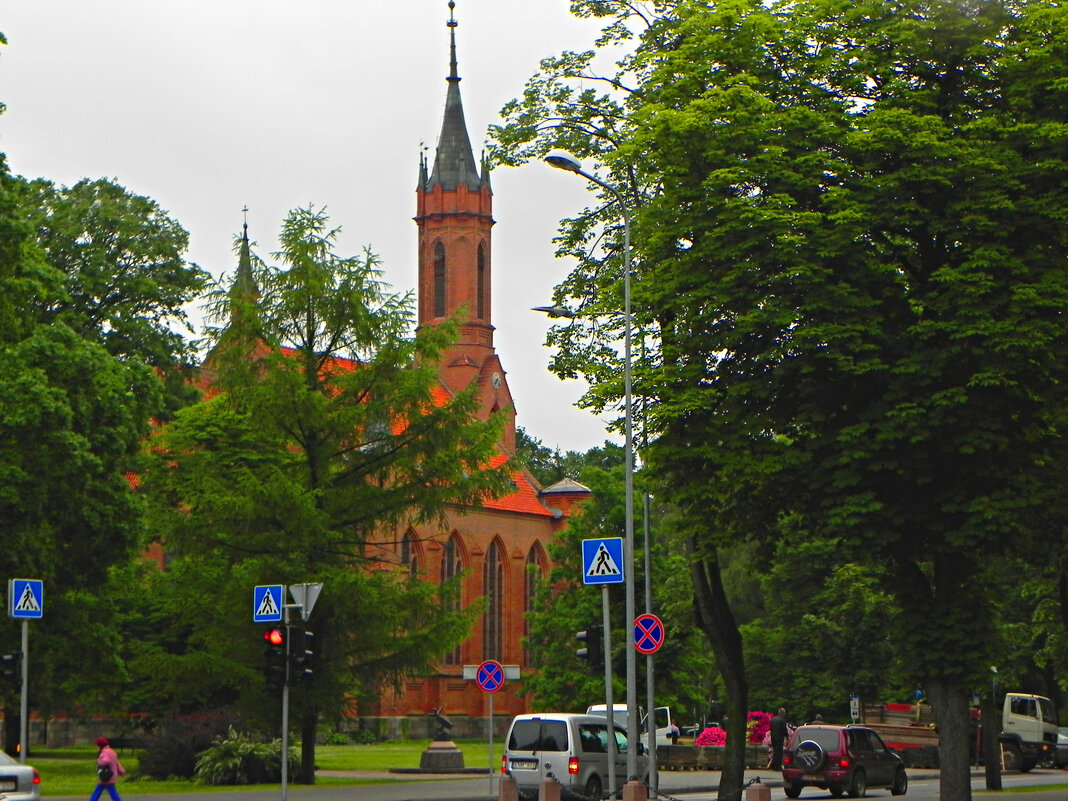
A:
<box><xmin>545</xmin><ymin>152</ymin><xmax>640</xmax><ymax>789</ymax></box>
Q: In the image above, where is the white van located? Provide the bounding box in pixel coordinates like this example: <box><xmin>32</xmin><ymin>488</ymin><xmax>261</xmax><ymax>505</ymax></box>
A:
<box><xmin>586</xmin><ymin>703</ymin><xmax>674</xmax><ymax>747</ymax></box>
<box><xmin>503</xmin><ymin>712</ymin><xmax>648</xmax><ymax>799</ymax></box>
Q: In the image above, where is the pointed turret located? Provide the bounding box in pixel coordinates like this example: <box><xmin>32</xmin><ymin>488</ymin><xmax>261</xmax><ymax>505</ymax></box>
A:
<box><xmin>231</xmin><ymin>221</ymin><xmax>258</xmax><ymax>303</ymax></box>
<box><xmin>425</xmin><ymin>2</ymin><xmax>487</xmax><ymax>193</ymax></box>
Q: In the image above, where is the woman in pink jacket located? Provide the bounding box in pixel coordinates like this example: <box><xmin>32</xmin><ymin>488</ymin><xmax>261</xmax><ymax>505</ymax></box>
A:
<box><xmin>90</xmin><ymin>737</ymin><xmax>126</xmax><ymax>801</ymax></box>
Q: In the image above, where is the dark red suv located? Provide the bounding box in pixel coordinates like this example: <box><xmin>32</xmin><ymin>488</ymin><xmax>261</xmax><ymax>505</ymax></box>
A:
<box><xmin>782</xmin><ymin>724</ymin><xmax>908</xmax><ymax>798</ymax></box>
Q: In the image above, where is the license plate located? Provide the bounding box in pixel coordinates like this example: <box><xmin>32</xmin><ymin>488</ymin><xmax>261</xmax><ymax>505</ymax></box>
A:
<box><xmin>0</xmin><ymin>779</ymin><xmax>16</xmax><ymax>792</ymax></box>
<box><xmin>803</xmin><ymin>774</ymin><xmax>823</xmax><ymax>781</ymax></box>
<box><xmin>510</xmin><ymin>759</ymin><xmax>538</xmax><ymax>770</ymax></box>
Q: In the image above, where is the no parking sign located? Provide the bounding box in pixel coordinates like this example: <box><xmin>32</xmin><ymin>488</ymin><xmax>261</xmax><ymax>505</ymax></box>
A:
<box><xmin>633</xmin><ymin>613</ymin><xmax>664</xmax><ymax>654</ymax></box>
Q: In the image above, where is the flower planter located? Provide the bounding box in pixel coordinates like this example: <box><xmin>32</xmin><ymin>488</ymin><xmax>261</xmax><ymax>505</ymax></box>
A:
<box><xmin>657</xmin><ymin>744</ymin><xmax>767</xmax><ymax>770</ymax></box>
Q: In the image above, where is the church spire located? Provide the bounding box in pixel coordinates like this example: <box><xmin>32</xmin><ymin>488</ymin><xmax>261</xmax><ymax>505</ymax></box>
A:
<box><xmin>425</xmin><ymin>1</ymin><xmax>487</xmax><ymax>192</ymax></box>
<box><xmin>232</xmin><ymin>216</ymin><xmax>257</xmax><ymax>302</ymax></box>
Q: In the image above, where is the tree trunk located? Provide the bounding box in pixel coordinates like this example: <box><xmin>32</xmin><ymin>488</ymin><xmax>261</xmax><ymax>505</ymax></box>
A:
<box><xmin>299</xmin><ymin>710</ymin><xmax>317</xmax><ymax>784</ymax></box>
<box><xmin>927</xmin><ymin>678</ymin><xmax>971</xmax><ymax>801</ymax></box>
<box><xmin>2</xmin><ymin>706</ymin><xmax>19</xmax><ymax>758</ymax></box>
<box><xmin>689</xmin><ymin>536</ymin><xmax>748</xmax><ymax>801</ymax></box>
<box><xmin>980</xmin><ymin>687</ymin><xmax>1002</xmax><ymax>790</ymax></box>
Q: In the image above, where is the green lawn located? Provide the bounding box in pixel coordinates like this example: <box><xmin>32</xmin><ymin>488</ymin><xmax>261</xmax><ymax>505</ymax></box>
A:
<box><xmin>33</xmin><ymin>741</ymin><xmax>498</xmax><ymax>797</ymax></box>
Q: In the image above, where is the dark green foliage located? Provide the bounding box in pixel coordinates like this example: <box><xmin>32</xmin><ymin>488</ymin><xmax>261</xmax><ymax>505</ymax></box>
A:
<box><xmin>137</xmin><ymin>711</ymin><xmax>242</xmax><ymax>779</ymax></box>
<box><xmin>515</xmin><ymin>426</ymin><xmax>623</xmax><ymax>487</ymax></box>
<box><xmin>0</xmin><ymin>157</ymin><xmax>204</xmax><ymax>721</ymax></box>
<box><xmin>193</xmin><ymin>728</ymin><xmax>297</xmax><ymax>786</ymax></box>
<box><xmin>492</xmin><ymin>2</ymin><xmax>1068</xmax><ymax>797</ymax></box>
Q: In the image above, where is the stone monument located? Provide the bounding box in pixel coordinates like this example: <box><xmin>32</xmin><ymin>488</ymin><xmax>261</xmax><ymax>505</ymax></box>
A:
<box><xmin>419</xmin><ymin>706</ymin><xmax>465</xmax><ymax>771</ymax></box>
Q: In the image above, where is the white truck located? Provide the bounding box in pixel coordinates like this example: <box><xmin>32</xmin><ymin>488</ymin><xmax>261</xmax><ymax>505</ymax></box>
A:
<box><xmin>586</xmin><ymin>703</ymin><xmax>675</xmax><ymax>747</ymax></box>
<box><xmin>999</xmin><ymin>692</ymin><xmax>1059</xmax><ymax>772</ymax></box>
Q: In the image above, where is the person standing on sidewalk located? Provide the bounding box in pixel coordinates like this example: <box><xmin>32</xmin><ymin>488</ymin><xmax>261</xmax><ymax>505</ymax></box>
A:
<box><xmin>770</xmin><ymin>708</ymin><xmax>788</xmax><ymax>770</ymax></box>
<box><xmin>90</xmin><ymin>737</ymin><xmax>126</xmax><ymax>801</ymax></box>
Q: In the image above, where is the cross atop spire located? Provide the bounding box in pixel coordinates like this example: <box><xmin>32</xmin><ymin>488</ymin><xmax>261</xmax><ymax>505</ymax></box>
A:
<box><xmin>447</xmin><ymin>0</ymin><xmax>459</xmax><ymax>82</ymax></box>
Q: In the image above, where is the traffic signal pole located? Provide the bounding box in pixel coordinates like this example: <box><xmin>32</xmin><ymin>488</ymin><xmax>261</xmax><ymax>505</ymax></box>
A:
<box><xmin>280</xmin><ymin>608</ymin><xmax>293</xmax><ymax>801</ymax></box>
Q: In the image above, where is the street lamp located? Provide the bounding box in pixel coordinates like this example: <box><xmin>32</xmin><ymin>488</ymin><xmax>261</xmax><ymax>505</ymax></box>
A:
<box><xmin>545</xmin><ymin>152</ymin><xmax>640</xmax><ymax>790</ymax></box>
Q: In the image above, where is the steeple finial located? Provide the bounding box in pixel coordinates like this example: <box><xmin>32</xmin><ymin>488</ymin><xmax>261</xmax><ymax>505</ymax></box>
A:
<box><xmin>447</xmin><ymin>1</ymin><xmax>459</xmax><ymax>82</ymax></box>
<box><xmin>423</xmin><ymin>0</ymin><xmax>485</xmax><ymax>192</ymax></box>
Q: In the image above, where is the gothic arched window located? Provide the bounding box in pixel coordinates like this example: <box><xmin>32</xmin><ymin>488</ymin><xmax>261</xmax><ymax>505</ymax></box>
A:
<box><xmin>476</xmin><ymin>242</ymin><xmax>487</xmax><ymax>320</ymax></box>
<box><xmin>524</xmin><ymin>544</ymin><xmax>546</xmax><ymax>666</ymax></box>
<box><xmin>440</xmin><ymin>534</ymin><xmax>463</xmax><ymax>665</ymax></box>
<box><xmin>401</xmin><ymin>531</ymin><xmax>419</xmax><ymax>579</ymax></box>
<box><xmin>483</xmin><ymin>539</ymin><xmax>504</xmax><ymax>660</ymax></box>
<box><xmin>434</xmin><ymin>241</ymin><xmax>446</xmax><ymax>318</ymax></box>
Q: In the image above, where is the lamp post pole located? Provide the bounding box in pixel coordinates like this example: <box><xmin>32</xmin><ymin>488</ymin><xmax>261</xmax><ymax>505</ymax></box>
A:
<box><xmin>546</xmin><ymin>153</ymin><xmax>639</xmax><ymax>789</ymax></box>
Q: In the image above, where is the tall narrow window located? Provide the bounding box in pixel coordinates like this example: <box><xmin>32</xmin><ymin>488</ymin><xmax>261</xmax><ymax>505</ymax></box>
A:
<box><xmin>440</xmin><ymin>535</ymin><xmax>463</xmax><ymax>665</ymax></box>
<box><xmin>476</xmin><ymin>242</ymin><xmax>487</xmax><ymax>320</ymax></box>
<box><xmin>434</xmin><ymin>242</ymin><xmax>446</xmax><ymax>318</ymax></box>
<box><xmin>401</xmin><ymin>532</ymin><xmax>419</xmax><ymax>579</ymax></box>
<box><xmin>483</xmin><ymin>539</ymin><xmax>503</xmax><ymax>660</ymax></box>
<box><xmin>524</xmin><ymin>544</ymin><xmax>546</xmax><ymax>666</ymax></box>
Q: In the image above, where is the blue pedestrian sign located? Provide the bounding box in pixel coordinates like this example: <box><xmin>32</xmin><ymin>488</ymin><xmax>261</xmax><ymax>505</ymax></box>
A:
<box><xmin>8</xmin><ymin>579</ymin><xmax>44</xmax><ymax>620</ymax></box>
<box><xmin>253</xmin><ymin>585</ymin><xmax>284</xmax><ymax>623</ymax></box>
<box><xmin>582</xmin><ymin>538</ymin><xmax>625</xmax><ymax>586</ymax></box>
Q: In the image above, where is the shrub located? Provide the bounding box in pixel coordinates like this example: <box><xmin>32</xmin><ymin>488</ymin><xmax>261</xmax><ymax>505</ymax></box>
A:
<box><xmin>138</xmin><ymin>710</ymin><xmax>240</xmax><ymax>779</ymax></box>
<box><xmin>194</xmin><ymin>727</ymin><xmax>298</xmax><ymax>785</ymax></box>
<box><xmin>349</xmin><ymin>728</ymin><xmax>377</xmax><ymax>744</ymax></box>
<box><xmin>323</xmin><ymin>732</ymin><xmax>349</xmax><ymax>745</ymax></box>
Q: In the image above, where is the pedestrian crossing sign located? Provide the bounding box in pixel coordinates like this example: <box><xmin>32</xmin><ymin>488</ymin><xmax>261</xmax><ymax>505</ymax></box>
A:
<box><xmin>253</xmin><ymin>585</ymin><xmax>284</xmax><ymax>623</ymax></box>
<box><xmin>581</xmin><ymin>538</ymin><xmax>625</xmax><ymax>586</ymax></box>
<box><xmin>8</xmin><ymin>578</ymin><xmax>44</xmax><ymax>620</ymax></box>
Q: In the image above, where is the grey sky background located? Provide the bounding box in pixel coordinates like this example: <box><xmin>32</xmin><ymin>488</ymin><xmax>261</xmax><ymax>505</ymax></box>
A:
<box><xmin>1</xmin><ymin>0</ymin><xmax>619</xmax><ymax>454</ymax></box>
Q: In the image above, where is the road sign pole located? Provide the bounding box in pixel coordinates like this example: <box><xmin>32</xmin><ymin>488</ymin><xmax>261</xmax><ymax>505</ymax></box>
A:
<box><xmin>19</xmin><ymin>620</ymin><xmax>28</xmax><ymax>764</ymax></box>
<box><xmin>487</xmin><ymin>692</ymin><xmax>494</xmax><ymax>797</ymax></box>
<box><xmin>602</xmin><ymin>585</ymin><xmax>617</xmax><ymax>800</ymax></box>
<box><xmin>280</xmin><ymin>601</ymin><xmax>291</xmax><ymax>801</ymax></box>
<box><xmin>280</xmin><ymin>679</ymin><xmax>289</xmax><ymax>801</ymax></box>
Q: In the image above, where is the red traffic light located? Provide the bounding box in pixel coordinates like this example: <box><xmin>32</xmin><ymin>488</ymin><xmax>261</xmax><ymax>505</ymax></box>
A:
<box><xmin>264</xmin><ymin>628</ymin><xmax>286</xmax><ymax>646</ymax></box>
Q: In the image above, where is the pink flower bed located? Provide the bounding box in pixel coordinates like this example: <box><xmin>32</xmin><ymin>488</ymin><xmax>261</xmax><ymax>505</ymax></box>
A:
<box><xmin>694</xmin><ymin>711</ymin><xmax>773</xmax><ymax>746</ymax></box>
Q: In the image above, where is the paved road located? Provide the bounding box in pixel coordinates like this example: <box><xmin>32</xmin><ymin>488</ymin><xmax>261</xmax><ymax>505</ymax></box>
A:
<box><xmin>46</xmin><ymin>766</ymin><xmax>1068</xmax><ymax>801</ymax></box>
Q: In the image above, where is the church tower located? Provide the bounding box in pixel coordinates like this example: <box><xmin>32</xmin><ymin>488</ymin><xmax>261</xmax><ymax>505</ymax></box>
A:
<box><xmin>416</xmin><ymin>1</ymin><xmax>515</xmax><ymax>451</ymax></box>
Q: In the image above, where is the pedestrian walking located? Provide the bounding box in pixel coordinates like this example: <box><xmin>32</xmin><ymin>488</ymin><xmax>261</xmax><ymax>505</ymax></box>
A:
<box><xmin>770</xmin><ymin>708</ymin><xmax>788</xmax><ymax>770</ymax></box>
<box><xmin>90</xmin><ymin>737</ymin><xmax>126</xmax><ymax>801</ymax></box>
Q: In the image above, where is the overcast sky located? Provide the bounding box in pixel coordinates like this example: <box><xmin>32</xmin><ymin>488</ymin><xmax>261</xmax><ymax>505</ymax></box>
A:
<box><xmin>1</xmin><ymin>0</ymin><xmax>620</xmax><ymax>454</ymax></box>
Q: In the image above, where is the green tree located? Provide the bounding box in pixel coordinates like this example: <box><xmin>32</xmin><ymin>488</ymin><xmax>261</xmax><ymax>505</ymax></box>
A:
<box><xmin>0</xmin><ymin>157</ymin><xmax>180</xmax><ymax>741</ymax></box>
<box><xmin>141</xmin><ymin>206</ymin><xmax>512</xmax><ymax>782</ymax></box>
<box><xmin>494</xmin><ymin>3</ymin><xmax>1068</xmax><ymax>798</ymax></box>
<box><xmin>636</xmin><ymin>3</ymin><xmax>1068</xmax><ymax>799</ymax></box>
<box><xmin>14</xmin><ymin>176</ymin><xmax>208</xmax><ymax>416</ymax></box>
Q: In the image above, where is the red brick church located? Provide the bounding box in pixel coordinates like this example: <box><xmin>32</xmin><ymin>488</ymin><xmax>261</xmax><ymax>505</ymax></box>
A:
<box><xmin>355</xmin><ymin>7</ymin><xmax>590</xmax><ymax>734</ymax></box>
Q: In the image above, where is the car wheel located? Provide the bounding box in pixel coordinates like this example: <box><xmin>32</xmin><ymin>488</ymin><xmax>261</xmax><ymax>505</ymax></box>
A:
<box><xmin>829</xmin><ymin>787</ymin><xmax>845</xmax><ymax>797</ymax></box>
<box><xmin>784</xmin><ymin>781</ymin><xmax>802</xmax><ymax>799</ymax></box>
<box><xmin>849</xmin><ymin>769</ymin><xmax>867</xmax><ymax>798</ymax></box>
<box><xmin>794</xmin><ymin>739</ymin><xmax>826</xmax><ymax>773</ymax></box>
<box><xmin>1002</xmin><ymin>742</ymin><xmax>1023</xmax><ymax>772</ymax></box>
<box><xmin>1020</xmin><ymin>757</ymin><xmax>1037</xmax><ymax>773</ymax></box>
<box><xmin>584</xmin><ymin>774</ymin><xmax>602</xmax><ymax>800</ymax></box>
<box><xmin>891</xmin><ymin>767</ymin><xmax>908</xmax><ymax>796</ymax></box>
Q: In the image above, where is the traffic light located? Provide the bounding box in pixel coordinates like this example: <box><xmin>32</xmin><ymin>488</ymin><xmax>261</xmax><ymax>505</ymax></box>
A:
<box><xmin>287</xmin><ymin>627</ymin><xmax>315</xmax><ymax>686</ymax></box>
<box><xmin>576</xmin><ymin>625</ymin><xmax>603</xmax><ymax>670</ymax></box>
<box><xmin>0</xmin><ymin>652</ymin><xmax>22</xmax><ymax>685</ymax></box>
<box><xmin>263</xmin><ymin>628</ymin><xmax>287</xmax><ymax>689</ymax></box>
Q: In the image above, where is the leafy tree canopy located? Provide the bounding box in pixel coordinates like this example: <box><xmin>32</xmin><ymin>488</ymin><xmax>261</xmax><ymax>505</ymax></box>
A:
<box><xmin>492</xmin><ymin>2</ymin><xmax>1068</xmax><ymax>797</ymax></box>
<box><xmin>140</xmin><ymin>205</ymin><xmax>512</xmax><ymax>780</ymax></box>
